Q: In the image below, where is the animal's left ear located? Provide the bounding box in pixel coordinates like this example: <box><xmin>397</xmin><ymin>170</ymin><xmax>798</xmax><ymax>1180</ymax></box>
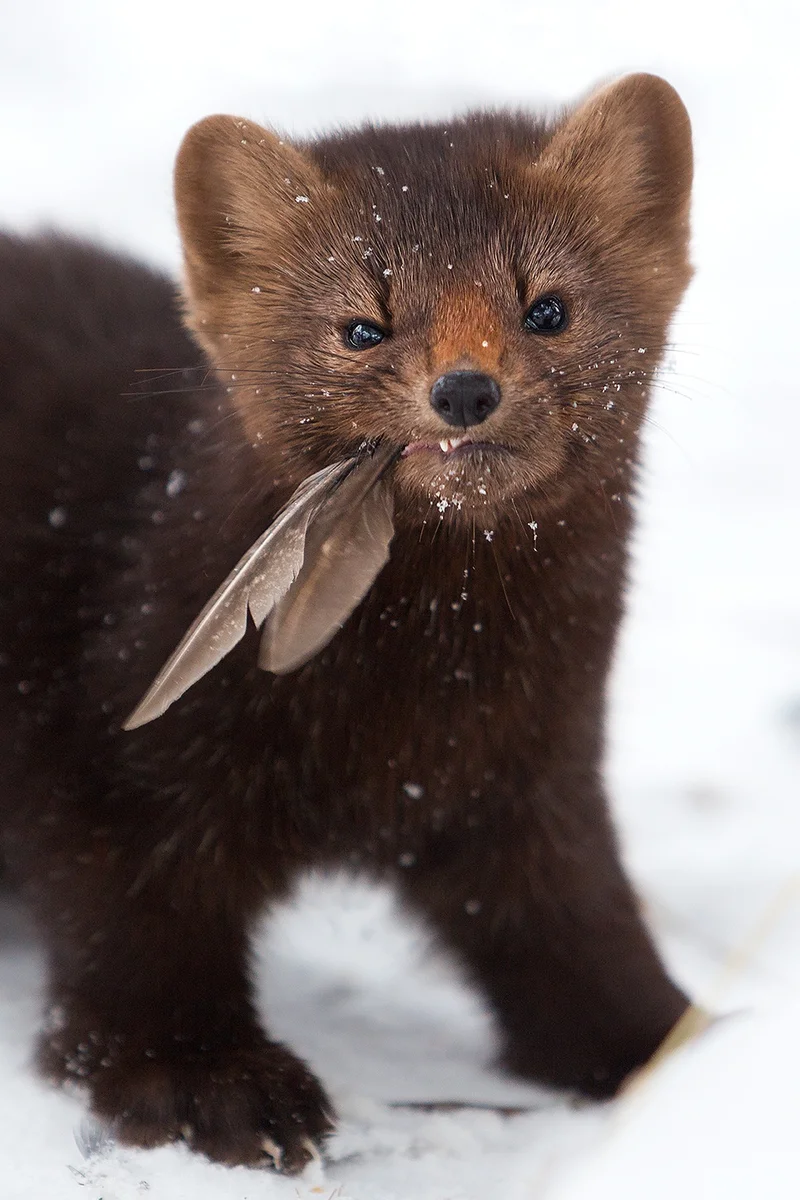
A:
<box><xmin>538</xmin><ymin>73</ymin><xmax>693</xmax><ymax>245</ymax></box>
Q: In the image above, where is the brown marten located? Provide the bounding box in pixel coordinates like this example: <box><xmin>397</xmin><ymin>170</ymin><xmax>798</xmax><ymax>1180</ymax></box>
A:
<box><xmin>0</xmin><ymin>73</ymin><xmax>693</xmax><ymax>1173</ymax></box>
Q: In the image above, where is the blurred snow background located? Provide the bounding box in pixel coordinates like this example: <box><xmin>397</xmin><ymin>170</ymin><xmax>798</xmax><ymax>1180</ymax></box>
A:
<box><xmin>1</xmin><ymin>1</ymin><xmax>799</xmax><ymax>1196</ymax></box>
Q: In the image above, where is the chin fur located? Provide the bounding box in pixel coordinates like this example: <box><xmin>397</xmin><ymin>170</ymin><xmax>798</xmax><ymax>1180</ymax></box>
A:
<box><xmin>394</xmin><ymin>442</ymin><xmax>573</xmax><ymax>529</ymax></box>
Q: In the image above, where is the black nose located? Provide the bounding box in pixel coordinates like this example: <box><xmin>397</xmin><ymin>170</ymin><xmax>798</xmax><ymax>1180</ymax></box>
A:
<box><xmin>430</xmin><ymin>371</ymin><xmax>501</xmax><ymax>428</ymax></box>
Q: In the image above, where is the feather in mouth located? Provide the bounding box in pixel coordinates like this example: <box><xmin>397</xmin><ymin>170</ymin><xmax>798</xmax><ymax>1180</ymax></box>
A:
<box><xmin>124</xmin><ymin>436</ymin><xmax>512</xmax><ymax>729</ymax></box>
<box><xmin>124</xmin><ymin>444</ymin><xmax>397</xmax><ymax>727</ymax></box>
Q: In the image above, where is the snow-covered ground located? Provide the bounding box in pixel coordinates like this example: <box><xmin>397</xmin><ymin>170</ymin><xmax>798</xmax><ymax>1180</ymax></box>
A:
<box><xmin>1</xmin><ymin>2</ymin><xmax>799</xmax><ymax>1196</ymax></box>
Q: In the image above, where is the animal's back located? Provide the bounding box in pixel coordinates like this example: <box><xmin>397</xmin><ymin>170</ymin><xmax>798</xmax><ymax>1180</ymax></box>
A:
<box><xmin>0</xmin><ymin>234</ymin><xmax>208</xmax><ymax>816</ymax></box>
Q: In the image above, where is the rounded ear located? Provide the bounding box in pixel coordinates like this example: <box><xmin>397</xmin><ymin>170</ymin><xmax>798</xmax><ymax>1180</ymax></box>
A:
<box><xmin>538</xmin><ymin>73</ymin><xmax>693</xmax><ymax>240</ymax></box>
<box><xmin>174</xmin><ymin>115</ymin><xmax>323</xmax><ymax>325</ymax></box>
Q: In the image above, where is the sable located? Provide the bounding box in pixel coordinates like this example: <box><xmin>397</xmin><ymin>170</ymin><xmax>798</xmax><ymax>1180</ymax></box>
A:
<box><xmin>0</xmin><ymin>73</ymin><xmax>694</xmax><ymax>1175</ymax></box>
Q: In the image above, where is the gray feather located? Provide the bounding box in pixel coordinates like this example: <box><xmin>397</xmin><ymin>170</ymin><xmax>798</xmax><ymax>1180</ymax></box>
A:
<box><xmin>259</xmin><ymin>471</ymin><xmax>395</xmax><ymax>674</ymax></box>
<box><xmin>123</xmin><ymin>458</ymin><xmax>352</xmax><ymax>730</ymax></box>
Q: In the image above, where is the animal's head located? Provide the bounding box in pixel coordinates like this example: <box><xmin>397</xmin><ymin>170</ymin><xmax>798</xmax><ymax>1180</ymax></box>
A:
<box><xmin>175</xmin><ymin>73</ymin><xmax>692</xmax><ymax>528</ymax></box>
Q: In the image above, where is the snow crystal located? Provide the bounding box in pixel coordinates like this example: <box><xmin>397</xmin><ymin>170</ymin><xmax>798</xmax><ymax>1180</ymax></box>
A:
<box><xmin>165</xmin><ymin>469</ymin><xmax>186</xmax><ymax>498</ymax></box>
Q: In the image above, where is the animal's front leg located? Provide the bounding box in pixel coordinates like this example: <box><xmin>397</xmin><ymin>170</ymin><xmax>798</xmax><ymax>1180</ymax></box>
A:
<box><xmin>35</xmin><ymin>854</ymin><xmax>333</xmax><ymax>1172</ymax></box>
<box><xmin>397</xmin><ymin>780</ymin><xmax>688</xmax><ymax>1098</ymax></box>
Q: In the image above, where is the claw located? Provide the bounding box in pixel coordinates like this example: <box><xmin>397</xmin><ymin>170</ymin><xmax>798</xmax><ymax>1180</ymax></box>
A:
<box><xmin>261</xmin><ymin>1135</ymin><xmax>284</xmax><ymax>1171</ymax></box>
<box><xmin>300</xmin><ymin>1135</ymin><xmax>321</xmax><ymax>1165</ymax></box>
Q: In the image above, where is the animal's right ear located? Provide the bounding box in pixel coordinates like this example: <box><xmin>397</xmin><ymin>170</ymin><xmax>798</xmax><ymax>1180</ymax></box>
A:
<box><xmin>536</xmin><ymin>74</ymin><xmax>693</xmax><ymax>251</ymax></box>
<box><xmin>174</xmin><ymin>115</ymin><xmax>323</xmax><ymax>343</ymax></box>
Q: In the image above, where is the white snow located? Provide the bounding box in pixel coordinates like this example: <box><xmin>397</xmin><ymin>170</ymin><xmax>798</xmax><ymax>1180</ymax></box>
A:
<box><xmin>1</xmin><ymin>1</ymin><xmax>799</xmax><ymax>1197</ymax></box>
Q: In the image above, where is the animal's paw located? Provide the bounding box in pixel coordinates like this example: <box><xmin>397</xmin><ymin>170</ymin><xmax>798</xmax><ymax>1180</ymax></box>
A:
<box><xmin>40</xmin><ymin>1030</ymin><xmax>334</xmax><ymax>1172</ymax></box>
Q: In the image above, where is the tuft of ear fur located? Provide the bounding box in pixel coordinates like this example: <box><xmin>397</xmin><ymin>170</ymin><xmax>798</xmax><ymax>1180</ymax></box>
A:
<box><xmin>174</xmin><ymin>115</ymin><xmax>324</xmax><ymax>350</ymax></box>
<box><xmin>538</xmin><ymin>73</ymin><xmax>693</xmax><ymax>245</ymax></box>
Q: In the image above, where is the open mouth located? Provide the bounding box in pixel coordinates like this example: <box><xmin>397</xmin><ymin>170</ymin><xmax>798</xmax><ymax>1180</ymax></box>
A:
<box><xmin>402</xmin><ymin>435</ymin><xmax>507</xmax><ymax>458</ymax></box>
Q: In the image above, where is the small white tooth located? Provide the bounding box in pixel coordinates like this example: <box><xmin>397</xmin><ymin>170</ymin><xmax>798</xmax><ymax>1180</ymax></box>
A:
<box><xmin>440</xmin><ymin>439</ymin><xmax>450</xmax><ymax>452</ymax></box>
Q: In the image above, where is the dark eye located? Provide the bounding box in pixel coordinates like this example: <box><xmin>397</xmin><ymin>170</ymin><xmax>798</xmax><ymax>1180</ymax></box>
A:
<box><xmin>346</xmin><ymin>319</ymin><xmax>385</xmax><ymax>350</ymax></box>
<box><xmin>523</xmin><ymin>295</ymin><xmax>568</xmax><ymax>334</ymax></box>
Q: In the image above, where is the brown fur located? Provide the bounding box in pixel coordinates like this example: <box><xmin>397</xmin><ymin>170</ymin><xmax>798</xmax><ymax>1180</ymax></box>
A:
<box><xmin>430</xmin><ymin>288</ymin><xmax>504</xmax><ymax>374</ymax></box>
<box><xmin>0</xmin><ymin>74</ymin><xmax>693</xmax><ymax>1173</ymax></box>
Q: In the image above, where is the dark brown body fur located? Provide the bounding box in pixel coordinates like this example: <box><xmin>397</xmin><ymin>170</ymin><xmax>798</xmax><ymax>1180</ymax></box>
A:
<box><xmin>0</xmin><ymin>76</ymin><xmax>692</xmax><ymax>1172</ymax></box>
